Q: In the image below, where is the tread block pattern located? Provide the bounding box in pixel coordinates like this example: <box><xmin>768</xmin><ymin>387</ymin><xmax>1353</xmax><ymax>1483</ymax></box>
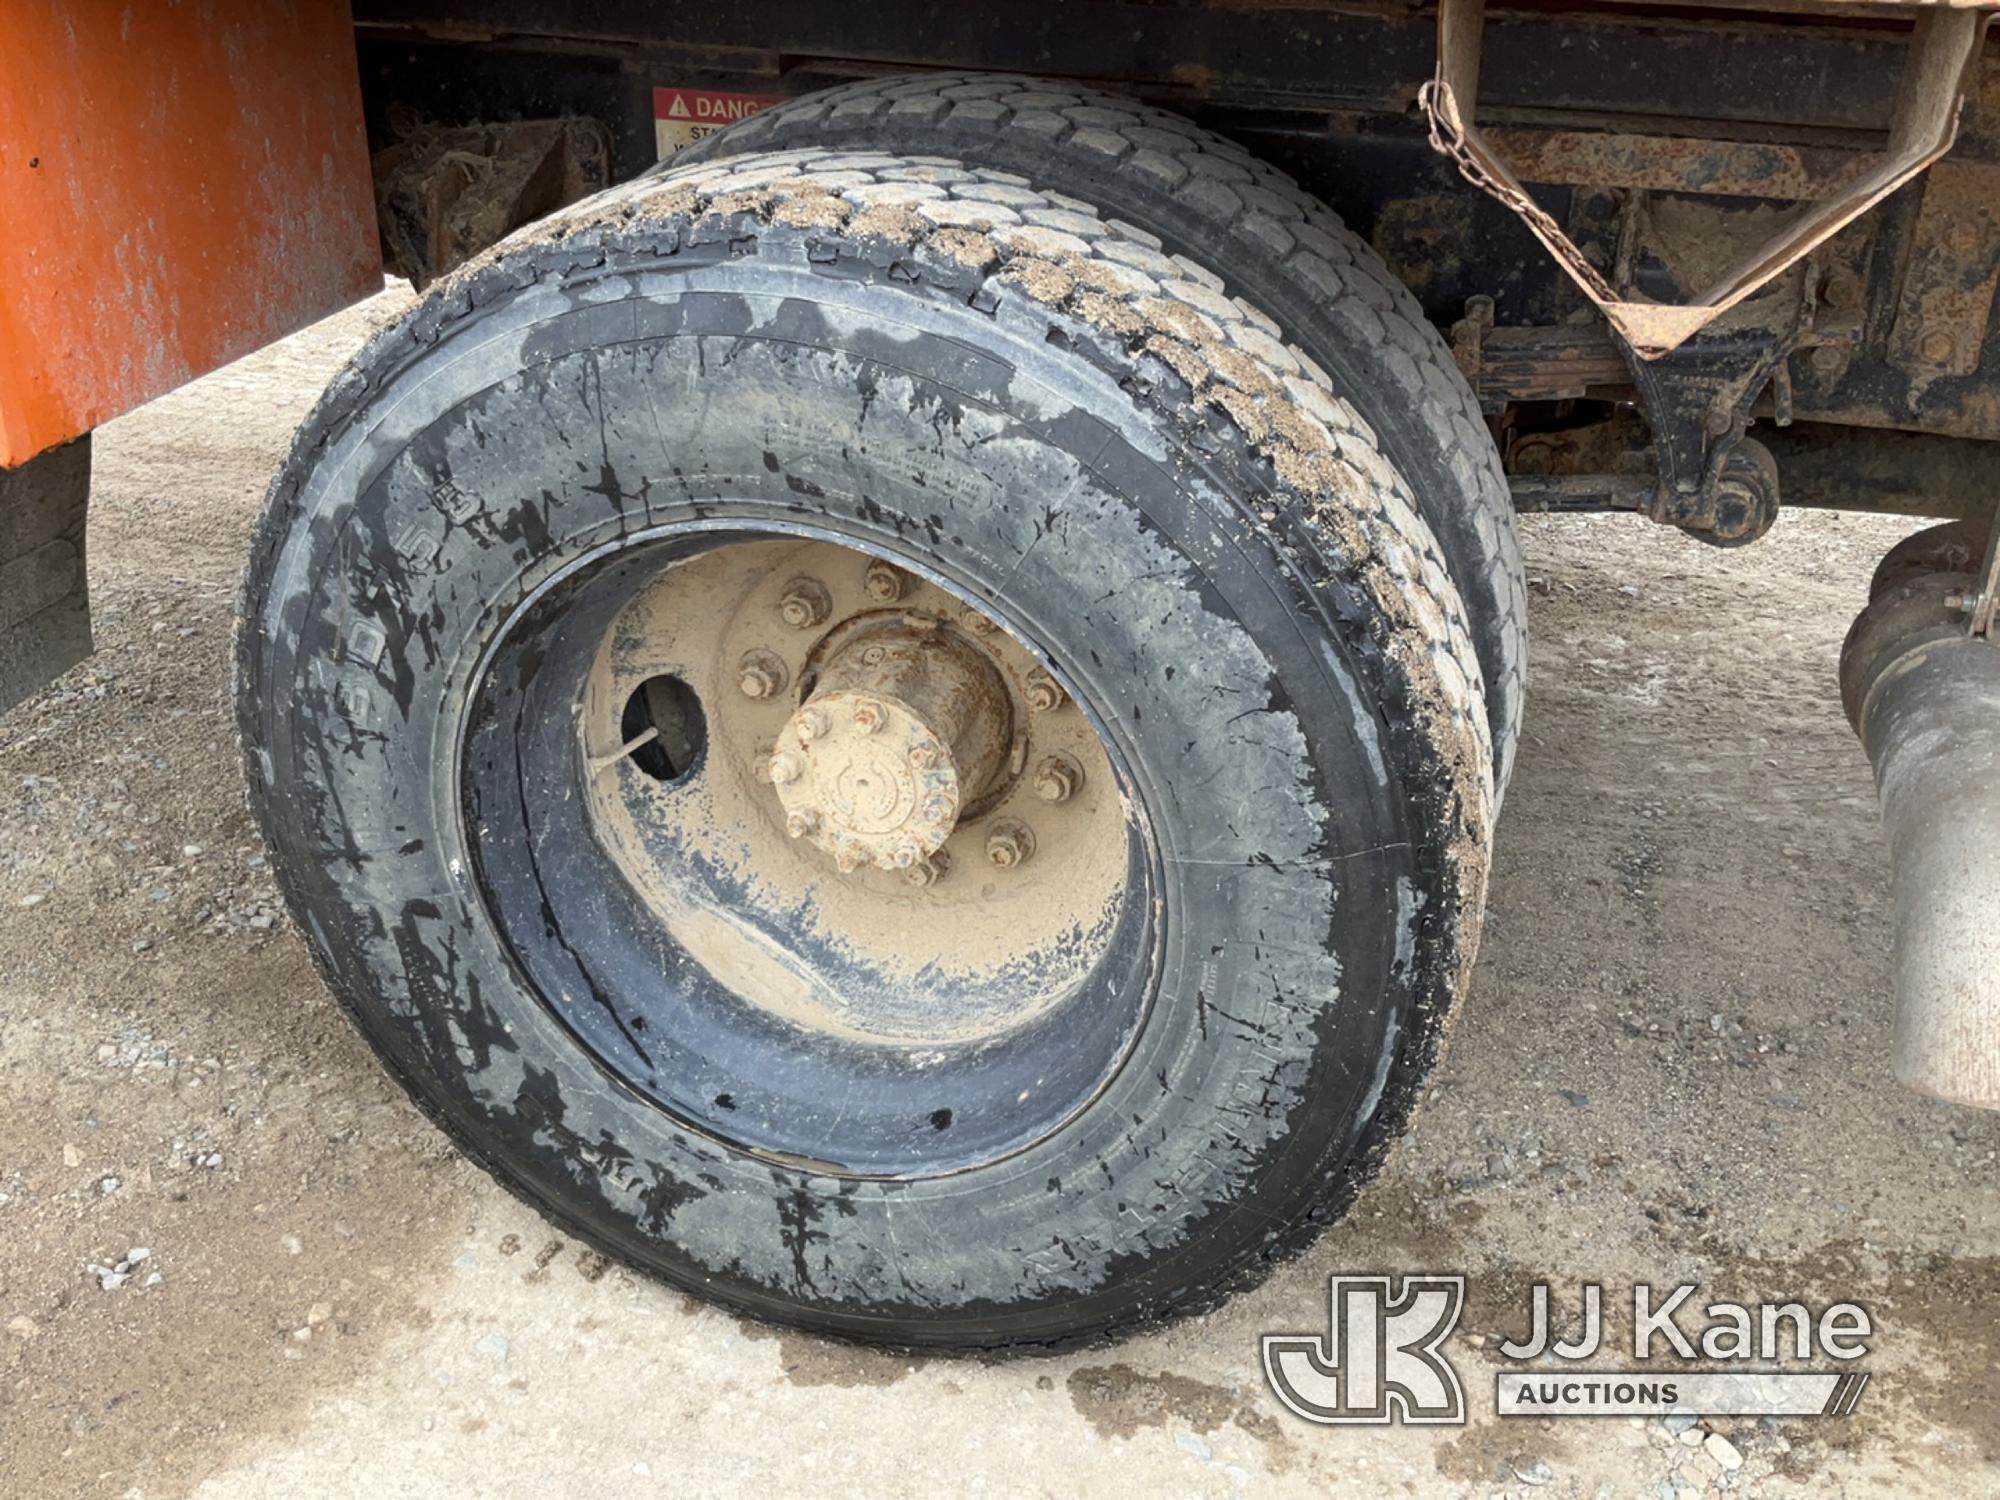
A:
<box><xmin>678</xmin><ymin>73</ymin><xmax>1528</xmax><ymax>797</ymax></box>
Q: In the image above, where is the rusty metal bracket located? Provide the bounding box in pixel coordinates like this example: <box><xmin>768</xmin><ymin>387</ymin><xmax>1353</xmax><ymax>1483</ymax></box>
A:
<box><xmin>1889</xmin><ymin>157</ymin><xmax>2000</xmax><ymax>383</ymax></box>
<box><xmin>1969</xmin><ymin>515</ymin><xmax>2000</xmax><ymax>637</ymax></box>
<box><xmin>373</xmin><ymin>115</ymin><xmax>612</xmax><ymax>289</ymax></box>
<box><xmin>1490</xmin><ymin>285</ymin><xmax>1803</xmax><ymax>543</ymax></box>
<box><xmin>1620</xmin><ymin>290</ymin><xmax>1805</xmax><ymax>537</ymax></box>
<box><xmin>1421</xmin><ymin>0</ymin><xmax>1989</xmax><ymax>359</ymax></box>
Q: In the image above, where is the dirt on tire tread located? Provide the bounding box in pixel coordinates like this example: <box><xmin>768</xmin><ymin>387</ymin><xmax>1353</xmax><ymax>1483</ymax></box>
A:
<box><xmin>678</xmin><ymin>72</ymin><xmax>1528</xmax><ymax>798</ymax></box>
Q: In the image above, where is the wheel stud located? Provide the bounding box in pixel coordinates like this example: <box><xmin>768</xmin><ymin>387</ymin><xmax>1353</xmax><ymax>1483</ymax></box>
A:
<box><xmin>834</xmin><ymin>843</ymin><xmax>870</xmax><ymax>874</ymax></box>
<box><xmin>737</xmin><ymin>649</ymin><xmax>788</xmax><ymax>700</ymax></box>
<box><xmin>1025</xmin><ymin>670</ymin><xmax>1066</xmax><ymax>713</ymax></box>
<box><xmin>909</xmin><ymin>743</ymin><xmax>940</xmax><ymax>770</ymax></box>
<box><xmin>1033</xmin><ymin>752</ymin><xmax>1083</xmax><ymax>803</ymax></box>
<box><xmin>779</xmin><ymin>577</ymin><xmax>832</xmax><ymax>630</ymax></box>
<box><xmin>905</xmin><ymin>850</ymin><xmax>950</xmax><ymax>888</ymax></box>
<box><xmin>796</xmin><ymin>705</ymin><xmax>831</xmax><ymax>742</ymax></box>
<box><xmin>785</xmin><ymin>809</ymin><xmax>819</xmax><ymax>838</ymax></box>
<box><xmin>985</xmin><ymin>819</ymin><xmax>1036</xmax><ymax>870</ymax></box>
<box><xmin>768</xmin><ymin>751</ymin><xmax>803</xmax><ymax>785</ymax></box>
<box><xmin>853</xmin><ymin>700</ymin><xmax>885</xmax><ymax>734</ymax></box>
<box><xmin>864</xmin><ymin>560</ymin><xmax>907</xmax><ymax>603</ymax></box>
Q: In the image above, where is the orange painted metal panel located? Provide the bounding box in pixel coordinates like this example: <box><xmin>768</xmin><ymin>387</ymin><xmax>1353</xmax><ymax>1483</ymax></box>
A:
<box><xmin>0</xmin><ymin>1</ymin><xmax>383</xmax><ymax>468</ymax></box>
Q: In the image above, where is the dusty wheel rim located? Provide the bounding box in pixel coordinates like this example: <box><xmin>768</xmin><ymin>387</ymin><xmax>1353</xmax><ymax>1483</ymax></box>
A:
<box><xmin>460</xmin><ymin>523</ymin><xmax>1160</xmax><ymax>1179</ymax></box>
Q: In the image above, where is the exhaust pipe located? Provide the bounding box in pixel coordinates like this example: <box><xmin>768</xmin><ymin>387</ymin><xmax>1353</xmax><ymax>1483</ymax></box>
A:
<box><xmin>1841</xmin><ymin>522</ymin><xmax>2000</xmax><ymax>1111</ymax></box>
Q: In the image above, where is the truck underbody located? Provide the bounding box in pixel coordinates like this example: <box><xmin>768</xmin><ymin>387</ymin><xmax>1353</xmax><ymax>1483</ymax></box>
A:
<box><xmin>346</xmin><ymin>1</ymin><xmax>2000</xmax><ymax>511</ymax></box>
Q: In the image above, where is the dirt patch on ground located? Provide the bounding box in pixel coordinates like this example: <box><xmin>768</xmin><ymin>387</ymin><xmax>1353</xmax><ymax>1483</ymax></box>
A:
<box><xmin>1066</xmin><ymin>1363</ymin><xmax>1299</xmax><ymax>1471</ymax></box>
<box><xmin>733</xmin><ymin>1320</ymin><xmax>922</xmax><ymax>1389</ymax></box>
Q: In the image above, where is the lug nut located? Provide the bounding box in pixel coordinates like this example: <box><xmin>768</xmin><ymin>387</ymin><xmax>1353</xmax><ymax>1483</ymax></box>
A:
<box><xmin>909</xmin><ymin>743</ymin><xmax>941</xmax><ymax>770</ymax></box>
<box><xmin>785</xmin><ymin>809</ymin><xmax>819</xmax><ymax>839</ymax></box>
<box><xmin>853</xmin><ymin>700</ymin><xmax>885</xmax><ymax>734</ymax></box>
<box><xmin>1820</xmin><ymin>272</ymin><xmax>1861</xmax><ymax>311</ymax></box>
<box><xmin>864</xmin><ymin>560</ymin><xmax>907</xmax><ymax>603</ymax></box>
<box><xmin>737</xmin><ymin>649</ymin><xmax>788</xmax><ymax>700</ymax></box>
<box><xmin>1033</xmin><ymin>752</ymin><xmax>1083</xmax><ymax>804</ymax></box>
<box><xmin>905</xmin><ymin>850</ymin><xmax>951</xmax><ymax>888</ymax></box>
<box><xmin>778</xmin><ymin>577</ymin><xmax>832</xmax><ymax>630</ymax></box>
<box><xmin>796</xmin><ymin>705</ymin><xmax>831</xmax><ymax>742</ymax></box>
<box><xmin>1024</xmin><ymin>671</ymin><xmax>1066</xmax><ymax>714</ymax></box>
<box><xmin>768</xmin><ymin>751</ymin><xmax>803</xmax><ymax>785</ymax></box>
<box><xmin>834</xmin><ymin>844</ymin><xmax>869</xmax><ymax>874</ymax></box>
<box><xmin>959</xmin><ymin>607</ymin><xmax>997</xmax><ymax>636</ymax></box>
<box><xmin>985</xmin><ymin>819</ymin><xmax>1036</xmax><ymax>870</ymax></box>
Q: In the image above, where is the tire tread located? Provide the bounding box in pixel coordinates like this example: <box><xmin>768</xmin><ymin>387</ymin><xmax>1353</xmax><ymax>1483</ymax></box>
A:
<box><xmin>681</xmin><ymin>73</ymin><xmax>1527</xmax><ymax>794</ymax></box>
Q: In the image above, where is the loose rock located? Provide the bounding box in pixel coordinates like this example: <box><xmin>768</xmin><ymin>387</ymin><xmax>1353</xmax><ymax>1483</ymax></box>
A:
<box><xmin>1704</xmin><ymin>1433</ymin><xmax>1743</xmax><ymax>1471</ymax></box>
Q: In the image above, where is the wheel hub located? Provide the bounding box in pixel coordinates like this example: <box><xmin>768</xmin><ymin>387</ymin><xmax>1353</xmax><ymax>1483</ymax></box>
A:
<box><xmin>573</xmin><ymin>534</ymin><xmax>1132</xmax><ymax>1059</ymax></box>
<box><xmin>768</xmin><ymin>622</ymin><xmax>1013</xmax><ymax>871</ymax></box>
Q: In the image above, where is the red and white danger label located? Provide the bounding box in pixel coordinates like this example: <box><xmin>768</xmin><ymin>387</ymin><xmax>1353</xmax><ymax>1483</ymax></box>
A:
<box><xmin>653</xmin><ymin>87</ymin><xmax>784</xmax><ymax>160</ymax></box>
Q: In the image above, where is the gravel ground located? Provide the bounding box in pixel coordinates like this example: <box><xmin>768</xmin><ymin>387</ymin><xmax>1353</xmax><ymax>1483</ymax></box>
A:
<box><xmin>0</xmin><ymin>288</ymin><xmax>1994</xmax><ymax>1499</ymax></box>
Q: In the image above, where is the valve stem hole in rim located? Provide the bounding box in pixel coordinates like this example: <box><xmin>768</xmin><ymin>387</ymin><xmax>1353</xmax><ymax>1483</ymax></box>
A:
<box><xmin>618</xmin><ymin>674</ymin><xmax>706</xmax><ymax>783</ymax></box>
<box><xmin>462</xmin><ymin>529</ymin><xmax>1160</xmax><ymax>1180</ymax></box>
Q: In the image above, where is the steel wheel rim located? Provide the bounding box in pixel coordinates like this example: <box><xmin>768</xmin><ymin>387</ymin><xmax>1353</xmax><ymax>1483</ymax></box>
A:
<box><xmin>458</xmin><ymin>519</ymin><xmax>1163</xmax><ymax>1180</ymax></box>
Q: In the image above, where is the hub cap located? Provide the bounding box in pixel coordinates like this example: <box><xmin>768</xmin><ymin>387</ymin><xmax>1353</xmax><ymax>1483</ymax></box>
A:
<box><xmin>769</xmin><ymin>622</ymin><xmax>1012</xmax><ymax>871</ymax></box>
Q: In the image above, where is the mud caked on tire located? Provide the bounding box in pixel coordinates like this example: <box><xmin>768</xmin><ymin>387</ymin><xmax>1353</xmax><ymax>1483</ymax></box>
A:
<box><xmin>237</xmin><ymin>150</ymin><xmax>1493</xmax><ymax>1349</ymax></box>
<box><xmin>681</xmin><ymin>74</ymin><xmax>1528</xmax><ymax>797</ymax></box>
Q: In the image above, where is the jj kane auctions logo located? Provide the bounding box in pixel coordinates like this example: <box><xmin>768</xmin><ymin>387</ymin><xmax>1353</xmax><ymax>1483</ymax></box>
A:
<box><xmin>1262</xmin><ymin>1277</ymin><xmax>1873</xmax><ymax>1425</ymax></box>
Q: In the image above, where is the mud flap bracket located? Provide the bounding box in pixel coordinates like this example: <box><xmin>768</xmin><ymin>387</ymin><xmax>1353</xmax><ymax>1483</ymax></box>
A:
<box><xmin>0</xmin><ymin>436</ymin><xmax>92</xmax><ymax>714</ymax></box>
<box><xmin>1421</xmin><ymin>0</ymin><xmax>1988</xmax><ymax>359</ymax></box>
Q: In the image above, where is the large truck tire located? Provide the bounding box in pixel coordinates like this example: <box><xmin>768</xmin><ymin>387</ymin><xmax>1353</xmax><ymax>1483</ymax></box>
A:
<box><xmin>235</xmin><ymin>150</ymin><xmax>1493</xmax><ymax>1350</ymax></box>
<box><xmin>682</xmin><ymin>73</ymin><xmax>1528</xmax><ymax>800</ymax></box>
